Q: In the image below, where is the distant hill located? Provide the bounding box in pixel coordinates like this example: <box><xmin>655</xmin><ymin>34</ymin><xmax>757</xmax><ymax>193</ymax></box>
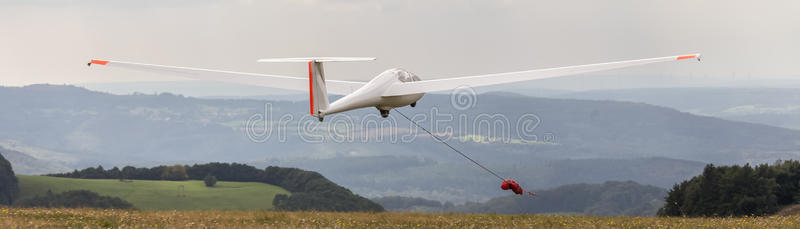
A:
<box><xmin>374</xmin><ymin>180</ymin><xmax>667</xmax><ymax>216</ymax></box>
<box><xmin>556</xmin><ymin>88</ymin><xmax>800</xmax><ymax>130</ymax></box>
<box><xmin>1</xmin><ymin>84</ymin><xmax>799</xmax><ymax>203</ymax></box>
<box><xmin>453</xmin><ymin>181</ymin><xmax>667</xmax><ymax>216</ymax></box>
<box><xmin>272</xmin><ymin>156</ymin><xmax>704</xmax><ymax>205</ymax></box>
<box><xmin>16</xmin><ymin>175</ymin><xmax>288</xmax><ymax>210</ymax></box>
<box><xmin>372</xmin><ymin>196</ymin><xmax>452</xmax><ymax>212</ymax></box>
<box><xmin>0</xmin><ymin>143</ymin><xmax>72</xmax><ymax>174</ymax></box>
<box><xmin>445</xmin><ymin>91</ymin><xmax>800</xmax><ymax>163</ymax></box>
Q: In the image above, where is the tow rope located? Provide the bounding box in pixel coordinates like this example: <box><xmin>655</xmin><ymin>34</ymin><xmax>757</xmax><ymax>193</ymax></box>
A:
<box><xmin>393</xmin><ymin>108</ymin><xmax>535</xmax><ymax>196</ymax></box>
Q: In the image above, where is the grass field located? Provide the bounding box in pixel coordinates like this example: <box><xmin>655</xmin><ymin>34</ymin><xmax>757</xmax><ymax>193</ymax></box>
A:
<box><xmin>1</xmin><ymin>208</ymin><xmax>799</xmax><ymax>228</ymax></box>
<box><xmin>16</xmin><ymin>175</ymin><xmax>289</xmax><ymax>210</ymax></box>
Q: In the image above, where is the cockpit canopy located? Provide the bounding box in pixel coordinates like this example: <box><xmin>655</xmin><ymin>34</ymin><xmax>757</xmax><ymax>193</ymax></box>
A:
<box><xmin>395</xmin><ymin>69</ymin><xmax>421</xmax><ymax>83</ymax></box>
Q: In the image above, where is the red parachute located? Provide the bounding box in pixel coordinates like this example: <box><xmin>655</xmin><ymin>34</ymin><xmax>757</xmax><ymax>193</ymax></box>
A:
<box><xmin>501</xmin><ymin>179</ymin><xmax>536</xmax><ymax>196</ymax></box>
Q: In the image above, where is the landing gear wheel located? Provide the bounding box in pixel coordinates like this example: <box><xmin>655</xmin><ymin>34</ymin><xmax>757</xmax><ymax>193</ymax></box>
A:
<box><xmin>317</xmin><ymin>111</ymin><xmax>324</xmax><ymax>122</ymax></box>
<box><xmin>410</xmin><ymin>102</ymin><xmax>417</xmax><ymax>107</ymax></box>
<box><xmin>380</xmin><ymin>109</ymin><xmax>390</xmax><ymax>118</ymax></box>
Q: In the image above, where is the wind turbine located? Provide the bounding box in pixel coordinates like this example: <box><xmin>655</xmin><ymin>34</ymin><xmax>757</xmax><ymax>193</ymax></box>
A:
<box><xmin>88</xmin><ymin>54</ymin><xmax>701</xmax><ymax>121</ymax></box>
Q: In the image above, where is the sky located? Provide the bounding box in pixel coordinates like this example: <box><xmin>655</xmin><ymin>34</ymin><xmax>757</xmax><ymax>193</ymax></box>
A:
<box><xmin>1</xmin><ymin>0</ymin><xmax>798</xmax><ymax>92</ymax></box>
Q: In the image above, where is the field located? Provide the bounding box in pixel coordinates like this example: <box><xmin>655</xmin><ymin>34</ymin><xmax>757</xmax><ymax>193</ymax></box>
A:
<box><xmin>16</xmin><ymin>175</ymin><xmax>289</xmax><ymax>210</ymax></box>
<box><xmin>1</xmin><ymin>208</ymin><xmax>800</xmax><ymax>228</ymax></box>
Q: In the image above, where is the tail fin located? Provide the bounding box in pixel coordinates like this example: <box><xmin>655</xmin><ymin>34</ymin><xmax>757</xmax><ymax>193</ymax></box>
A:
<box><xmin>257</xmin><ymin>57</ymin><xmax>375</xmax><ymax>119</ymax></box>
<box><xmin>308</xmin><ymin>61</ymin><xmax>329</xmax><ymax>117</ymax></box>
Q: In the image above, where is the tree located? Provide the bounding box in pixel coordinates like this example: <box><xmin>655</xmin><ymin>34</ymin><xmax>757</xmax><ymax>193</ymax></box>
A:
<box><xmin>121</xmin><ymin>166</ymin><xmax>136</xmax><ymax>180</ymax></box>
<box><xmin>204</xmin><ymin>174</ymin><xmax>217</xmax><ymax>187</ymax></box>
<box><xmin>0</xmin><ymin>152</ymin><xmax>19</xmax><ymax>205</ymax></box>
<box><xmin>659</xmin><ymin>161</ymin><xmax>793</xmax><ymax>217</ymax></box>
<box><xmin>695</xmin><ymin>164</ymin><xmax>721</xmax><ymax>215</ymax></box>
<box><xmin>658</xmin><ymin>183</ymin><xmax>686</xmax><ymax>217</ymax></box>
<box><xmin>160</xmin><ymin>165</ymin><xmax>188</xmax><ymax>181</ymax></box>
<box><xmin>109</xmin><ymin>167</ymin><xmax>122</xmax><ymax>180</ymax></box>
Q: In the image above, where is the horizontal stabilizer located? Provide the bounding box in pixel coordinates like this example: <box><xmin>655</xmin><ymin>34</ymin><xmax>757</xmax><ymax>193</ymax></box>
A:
<box><xmin>257</xmin><ymin>57</ymin><xmax>376</xmax><ymax>63</ymax></box>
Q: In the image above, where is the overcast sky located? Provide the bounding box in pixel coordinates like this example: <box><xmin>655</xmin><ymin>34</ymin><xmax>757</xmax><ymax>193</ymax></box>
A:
<box><xmin>1</xmin><ymin>0</ymin><xmax>798</xmax><ymax>89</ymax></box>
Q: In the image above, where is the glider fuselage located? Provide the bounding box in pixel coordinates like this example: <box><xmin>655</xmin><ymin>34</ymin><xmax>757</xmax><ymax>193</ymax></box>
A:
<box><xmin>322</xmin><ymin>68</ymin><xmax>424</xmax><ymax>118</ymax></box>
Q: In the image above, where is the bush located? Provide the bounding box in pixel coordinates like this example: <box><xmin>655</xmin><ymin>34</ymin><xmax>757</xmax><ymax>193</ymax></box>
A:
<box><xmin>204</xmin><ymin>174</ymin><xmax>217</xmax><ymax>187</ymax></box>
<box><xmin>14</xmin><ymin>190</ymin><xmax>133</xmax><ymax>209</ymax></box>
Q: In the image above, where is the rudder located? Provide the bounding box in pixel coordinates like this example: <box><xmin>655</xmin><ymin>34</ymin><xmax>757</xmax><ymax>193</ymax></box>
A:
<box><xmin>257</xmin><ymin>57</ymin><xmax>375</xmax><ymax>120</ymax></box>
<box><xmin>308</xmin><ymin>61</ymin><xmax>329</xmax><ymax>118</ymax></box>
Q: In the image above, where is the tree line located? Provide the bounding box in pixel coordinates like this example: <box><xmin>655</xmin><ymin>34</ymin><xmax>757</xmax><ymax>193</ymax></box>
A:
<box><xmin>49</xmin><ymin>163</ymin><xmax>384</xmax><ymax>212</ymax></box>
<box><xmin>659</xmin><ymin>160</ymin><xmax>800</xmax><ymax>217</ymax></box>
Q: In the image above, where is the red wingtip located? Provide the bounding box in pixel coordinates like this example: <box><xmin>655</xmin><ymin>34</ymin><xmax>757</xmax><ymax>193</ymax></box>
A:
<box><xmin>676</xmin><ymin>55</ymin><xmax>696</xmax><ymax>60</ymax></box>
<box><xmin>90</xmin><ymin>59</ymin><xmax>109</xmax><ymax>65</ymax></box>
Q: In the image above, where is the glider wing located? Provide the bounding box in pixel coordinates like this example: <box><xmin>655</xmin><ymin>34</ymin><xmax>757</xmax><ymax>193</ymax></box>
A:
<box><xmin>87</xmin><ymin>59</ymin><xmax>366</xmax><ymax>95</ymax></box>
<box><xmin>383</xmin><ymin>53</ymin><xmax>701</xmax><ymax>96</ymax></box>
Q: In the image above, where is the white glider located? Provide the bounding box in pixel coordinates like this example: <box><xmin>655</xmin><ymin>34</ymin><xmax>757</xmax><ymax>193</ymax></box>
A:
<box><xmin>88</xmin><ymin>53</ymin><xmax>701</xmax><ymax>121</ymax></box>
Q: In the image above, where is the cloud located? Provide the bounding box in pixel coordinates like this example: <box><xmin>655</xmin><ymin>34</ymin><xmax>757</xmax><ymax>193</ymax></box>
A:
<box><xmin>0</xmin><ymin>0</ymin><xmax>798</xmax><ymax>88</ymax></box>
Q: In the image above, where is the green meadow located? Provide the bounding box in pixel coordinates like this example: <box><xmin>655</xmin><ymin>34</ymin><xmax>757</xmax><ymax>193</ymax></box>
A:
<box><xmin>16</xmin><ymin>175</ymin><xmax>289</xmax><ymax>210</ymax></box>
